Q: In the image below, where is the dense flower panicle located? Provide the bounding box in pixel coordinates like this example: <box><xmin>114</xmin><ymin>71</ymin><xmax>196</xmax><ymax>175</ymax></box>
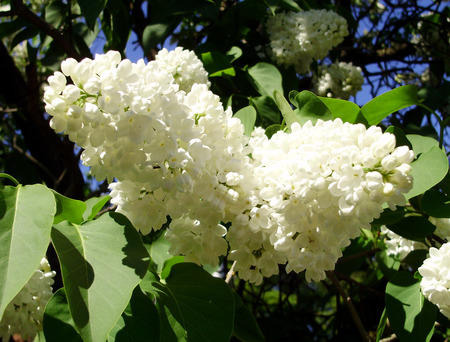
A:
<box><xmin>228</xmin><ymin>119</ymin><xmax>414</xmax><ymax>283</ymax></box>
<box><xmin>0</xmin><ymin>258</ymin><xmax>55</xmax><ymax>341</ymax></box>
<box><xmin>419</xmin><ymin>242</ymin><xmax>450</xmax><ymax>319</ymax></box>
<box><xmin>46</xmin><ymin>50</ymin><xmax>414</xmax><ymax>284</ymax></box>
<box><xmin>314</xmin><ymin>62</ymin><xmax>364</xmax><ymax>99</ymax></box>
<box><xmin>266</xmin><ymin>10</ymin><xmax>348</xmax><ymax>73</ymax></box>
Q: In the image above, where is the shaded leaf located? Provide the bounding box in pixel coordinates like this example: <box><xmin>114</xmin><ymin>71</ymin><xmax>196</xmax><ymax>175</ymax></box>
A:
<box><xmin>251</xmin><ymin>96</ymin><xmax>281</xmax><ymax>127</ymax></box>
<box><xmin>142</xmin><ymin>23</ymin><xmax>170</xmax><ymax>53</ymax></box>
<box><xmin>150</xmin><ymin>263</ymin><xmax>234</xmax><ymax>342</ymax></box>
<box><xmin>76</xmin><ymin>0</ymin><xmax>107</xmax><ymax>29</ymax></box>
<box><xmin>387</xmin><ymin>216</ymin><xmax>435</xmax><ymax>242</ymax></box>
<box><xmin>108</xmin><ymin>285</ymin><xmax>160</xmax><ymax>342</ymax></box>
<box><xmin>232</xmin><ymin>292</ymin><xmax>265</xmax><ymax>342</ymax></box>
<box><xmin>422</xmin><ymin>189</ymin><xmax>450</xmax><ymax>218</ymax></box>
<box><xmin>43</xmin><ymin>288</ymin><xmax>82</xmax><ymax>342</ymax></box>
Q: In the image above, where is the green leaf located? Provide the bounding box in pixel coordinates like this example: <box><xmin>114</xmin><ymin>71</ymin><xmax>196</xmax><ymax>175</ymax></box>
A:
<box><xmin>201</xmin><ymin>51</ymin><xmax>235</xmax><ymax>77</ymax></box>
<box><xmin>247</xmin><ymin>62</ymin><xmax>283</xmax><ymax>97</ymax></box>
<box><xmin>226</xmin><ymin>46</ymin><xmax>242</xmax><ymax>63</ymax></box>
<box><xmin>76</xmin><ymin>0</ymin><xmax>107</xmax><ymax>29</ymax></box>
<box><xmin>385</xmin><ymin>126</ymin><xmax>412</xmax><ymax>149</ymax></box>
<box><xmin>273</xmin><ymin>90</ymin><xmax>294</xmax><ymax>123</ymax></box>
<box><xmin>52</xmin><ymin>190</ymin><xmax>86</xmax><ymax>225</ymax></box>
<box><xmin>318</xmin><ymin>97</ymin><xmax>364</xmax><ymax>124</ymax></box>
<box><xmin>387</xmin><ymin>216</ymin><xmax>435</xmax><ymax>242</ymax></box>
<box><xmin>151</xmin><ymin>263</ymin><xmax>235</xmax><ymax>342</ymax></box>
<box><xmin>422</xmin><ymin>189</ymin><xmax>450</xmax><ymax>218</ymax></box>
<box><xmin>142</xmin><ymin>23</ymin><xmax>170</xmax><ymax>53</ymax></box>
<box><xmin>376</xmin><ymin>250</ymin><xmax>400</xmax><ymax>280</ymax></box>
<box><xmin>0</xmin><ymin>184</ymin><xmax>56</xmax><ymax>319</ymax></box>
<box><xmin>407</xmin><ymin>134</ymin><xmax>441</xmax><ymax>156</ymax></box>
<box><xmin>160</xmin><ymin>256</ymin><xmax>185</xmax><ymax>280</ymax></box>
<box><xmin>288</xmin><ymin>91</ymin><xmax>332</xmax><ymax>126</ymax></box>
<box><xmin>234</xmin><ymin>106</ymin><xmax>257</xmax><ymax>137</ymax></box>
<box><xmin>83</xmin><ymin>195</ymin><xmax>110</xmax><ymax>221</ymax></box>
<box><xmin>265</xmin><ymin>124</ymin><xmax>284</xmax><ymax>138</ymax></box>
<box><xmin>372</xmin><ymin>207</ymin><xmax>407</xmax><ymax>226</ymax></box>
<box><xmin>232</xmin><ymin>292</ymin><xmax>265</xmax><ymax>342</ymax></box>
<box><xmin>147</xmin><ymin>233</ymin><xmax>172</xmax><ymax>274</ymax></box>
<box><xmin>251</xmin><ymin>96</ymin><xmax>282</xmax><ymax>127</ymax></box>
<box><xmin>375</xmin><ymin>308</ymin><xmax>387</xmax><ymax>342</ymax></box>
<box><xmin>43</xmin><ymin>288</ymin><xmax>82</xmax><ymax>342</ymax></box>
<box><xmin>107</xmin><ymin>285</ymin><xmax>160</xmax><ymax>342</ymax></box>
<box><xmin>51</xmin><ymin>212</ymin><xmax>150</xmax><ymax>342</ymax></box>
<box><xmin>402</xmin><ymin>250</ymin><xmax>429</xmax><ymax>270</ymax></box>
<box><xmin>361</xmin><ymin>85</ymin><xmax>421</xmax><ymax>125</ymax></box>
<box><xmin>45</xmin><ymin>0</ymin><xmax>68</xmax><ymax>28</ymax></box>
<box><xmin>385</xmin><ymin>271</ymin><xmax>436</xmax><ymax>342</ymax></box>
<box><xmin>406</xmin><ymin>146</ymin><xmax>449</xmax><ymax>200</ymax></box>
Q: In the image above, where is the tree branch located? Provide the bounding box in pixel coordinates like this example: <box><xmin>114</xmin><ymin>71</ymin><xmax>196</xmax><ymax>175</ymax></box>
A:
<box><xmin>11</xmin><ymin>0</ymin><xmax>83</xmax><ymax>60</ymax></box>
<box><xmin>327</xmin><ymin>270</ymin><xmax>371</xmax><ymax>342</ymax></box>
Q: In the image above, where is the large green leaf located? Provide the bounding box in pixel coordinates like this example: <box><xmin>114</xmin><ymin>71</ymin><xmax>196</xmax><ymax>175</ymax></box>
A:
<box><xmin>288</xmin><ymin>91</ymin><xmax>332</xmax><ymax>126</ymax></box>
<box><xmin>251</xmin><ymin>96</ymin><xmax>282</xmax><ymax>127</ymax></box>
<box><xmin>108</xmin><ymin>285</ymin><xmax>160</xmax><ymax>342</ymax></box>
<box><xmin>406</xmin><ymin>146</ymin><xmax>449</xmax><ymax>199</ymax></box>
<box><xmin>273</xmin><ymin>90</ymin><xmax>294</xmax><ymax>126</ymax></box>
<box><xmin>375</xmin><ymin>250</ymin><xmax>400</xmax><ymax>280</ymax></box>
<box><xmin>0</xmin><ymin>184</ymin><xmax>56</xmax><ymax>319</ymax></box>
<box><xmin>386</xmin><ymin>216</ymin><xmax>435</xmax><ymax>242</ymax></box>
<box><xmin>407</xmin><ymin>134</ymin><xmax>440</xmax><ymax>156</ymax></box>
<box><xmin>361</xmin><ymin>85</ymin><xmax>421</xmax><ymax>125</ymax></box>
<box><xmin>318</xmin><ymin>97</ymin><xmax>365</xmax><ymax>124</ymax></box>
<box><xmin>247</xmin><ymin>63</ymin><xmax>283</xmax><ymax>97</ymax></box>
<box><xmin>232</xmin><ymin>292</ymin><xmax>265</xmax><ymax>342</ymax></box>
<box><xmin>76</xmin><ymin>0</ymin><xmax>107</xmax><ymax>29</ymax></box>
<box><xmin>201</xmin><ymin>51</ymin><xmax>235</xmax><ymax>77</ymax></box>
<box><xmin>52</xmin><ymin>190</ymin><xmax>86</xmax><ymax>225</ymax></box>
<box><xmin>422</xmin><ymin>189</ymin><xmax>450</xmax><ymax>218</ymax></box>
<box><xmin>83</xmin><ymin>195</ymin><xmax>110</xmax><ymax>221</ymax></box>
<box><xmin>147</xmin><ymin>263</ymin><xmax>235</xmax><ymax>342</ymax></box>
<box><xmin>51</xmin><ymin>212</ymin><xmax>150</xmax><ymax>342</ymax></box>
<box><xmin>385</xmin><ymin>271</ymin><xmax>436</xmax><ymax>342</ymax></box>
<box><xmin>234</xmin><ymin>106</ymin><xmax>257</xmax><ymax>137</ymax></box>
<box><xmin>142</xmin><ymin>23</ymin><xmax>171</xmax><ymax>54</ymax></box>
<box><xmin>43</xmin><ymin>288</ymin><xmax>82</xmax><ymax>342</ymax></box>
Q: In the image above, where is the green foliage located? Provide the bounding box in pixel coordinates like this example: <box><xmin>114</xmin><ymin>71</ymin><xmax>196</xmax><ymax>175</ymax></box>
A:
<box><xmin>234</xmin><ymin>106</ymin><xmax>257</xmax><ymax>136</ymax></box>
<box><xmin>0</xmin><ymin>184</ymin><xmax>56</xmax><ymax>319</ymax></box>
<box><xmin>386</xmin><ymin>272</ymin><xmax>437</xmax><ymax>342</ymax></box>
<box><xmin>247</xmin><ymin>63</ymin><xmax>283</xmax><ymax>98</ymax></box>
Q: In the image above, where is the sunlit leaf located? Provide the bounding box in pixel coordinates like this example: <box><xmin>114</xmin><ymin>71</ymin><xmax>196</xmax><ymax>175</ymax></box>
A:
<box><xmin>361</xmin><ymin>85</ymin><xmax>421</xmax><ymax>125</ymax></box>
<box><xmin>51</xmin><ymin>212</ymin><xmax>150</xmax><ymax>342</ymax></box>
<box><xmin>248</xmin><ymin>63</ymin><xmax>283</xmax><ymax>97</ymax></box>
<box><xmin>0</xmin><ymin>184</ymin><xmax>55</xmax><ymax>319</ymax></box>
<box><xmin>234</xmin><ymin>106</ymin><xmax>257</xmax><ymax>137</ymax></box>
<box><xmin>386</xmin><ymin>271</ymin><xmax>436</xmax><ymax>342</ymax></box>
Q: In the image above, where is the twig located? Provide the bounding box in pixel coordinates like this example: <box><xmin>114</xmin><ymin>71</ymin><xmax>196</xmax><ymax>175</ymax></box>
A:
<box><xmin>225</xmin><ymin>260</ymin><xmax>237</xmax><ymax>284</ymax></box>
<box><xmin>10</xmin><ymin>0</ymin><xmax>83</xmax><ymax>60</ymax></box>
<box><xmin>379</xmin><ymin>333</ymin><xmax>397</xmax><ymax>342</ymax></box>
<box><xmin>326</xmin><ymin>270</ymin><xmax>371</xmax><ymax>342</ymax></box>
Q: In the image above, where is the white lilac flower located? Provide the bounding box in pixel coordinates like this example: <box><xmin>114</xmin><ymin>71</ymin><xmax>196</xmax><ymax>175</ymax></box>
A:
<box><xmin>266</xmin><ymin>10</ymin><xmax>348</xmax><ymax>73</ymax></box>
<box><xmin>419</xmin><ymin>242</ymin><xmax>450</xmax><ymax>319</ymax></box>
<box><xmin>429</xmin><ymin>217</ymin><xmax>450</xmax><ymax>241</ymax></box>
<box><xmin>228</xmin><ymin>119</ymin><xmax>414</xmax><ymax>283</ymax></box>
<box><xmin>380</xmin><ymin>226</ymin><xmax>427</xmax><ymax>259</ymax></box>
<box><xmin>0</xmin><ymin>258</ymin><xmax>55</xmax><ymax>341</ymax></box>
<box><xmin>314</xmin><ymin>61</ymin><xmax>364</xmax><ymax>99</ymax></box>
<box><xmin>155</xmin><ymin>47</ymin><xmax>210</xmax><ymax>92</ymax></box>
